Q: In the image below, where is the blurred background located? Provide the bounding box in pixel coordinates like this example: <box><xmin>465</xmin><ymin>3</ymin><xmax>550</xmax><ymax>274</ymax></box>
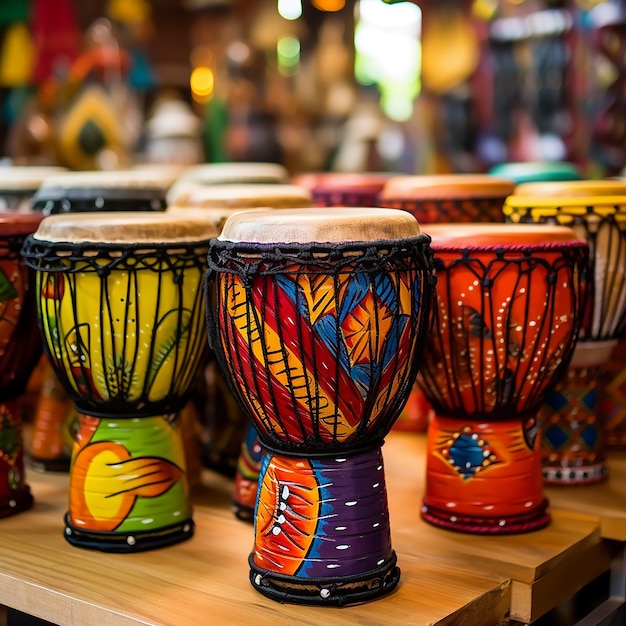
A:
<box><xmin>0</xmin><ymin>0</ymin><xmax>625</xmax><ymax>177</ymax></box>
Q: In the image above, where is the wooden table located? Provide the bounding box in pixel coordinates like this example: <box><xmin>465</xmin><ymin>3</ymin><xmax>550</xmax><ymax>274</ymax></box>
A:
<box><xmin>0</xmin><ymin>431</ymin><xmax>621</xmax><ymax>625</ymax></box>
<box><xmin>545</xmin><ymin>448</ymin><xmax>626</xmax><ymax>625</ymax></box>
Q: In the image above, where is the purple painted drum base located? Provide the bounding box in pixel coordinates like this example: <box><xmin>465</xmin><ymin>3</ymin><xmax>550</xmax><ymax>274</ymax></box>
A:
<box><xmin>249</xmin><ymin>447</ymin><xmax>400</xmax><ymax>605</ymax></box>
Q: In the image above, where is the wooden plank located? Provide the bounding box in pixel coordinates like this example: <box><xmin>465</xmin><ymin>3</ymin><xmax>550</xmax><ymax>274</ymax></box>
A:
<box><xmin>383</xmin><ymin>431</ymin><xmax>612</xmax><ymax>623</ymax></box>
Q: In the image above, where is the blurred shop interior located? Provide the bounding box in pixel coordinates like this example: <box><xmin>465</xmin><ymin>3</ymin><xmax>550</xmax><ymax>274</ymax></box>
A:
<box><xmin>0</xmin><ymin>0</ymin><xmax>625</xmax><ymax>177</ymax></box>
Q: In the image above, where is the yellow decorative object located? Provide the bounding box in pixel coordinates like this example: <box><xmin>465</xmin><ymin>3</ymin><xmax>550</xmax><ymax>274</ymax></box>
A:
<box><xmin>0</xmin><ymin>22</ymin><xmax>34</xmax><ymax>87</ymax></box>
<box><xmin>56</xmin><ymin>86</ymin><xmax>126</xmax><ymax>170</ymax></box>
<box><xmin>106</xmin><ymin>0</ymin><xmax>151</xmax><ymax>24</ymax></box>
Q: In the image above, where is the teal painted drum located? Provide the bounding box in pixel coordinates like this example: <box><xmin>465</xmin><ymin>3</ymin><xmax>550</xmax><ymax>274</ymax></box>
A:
<box><xmin>489</xmin><ymin>161</ymin><xmax>582</xmax><ymax>185</ymax></box>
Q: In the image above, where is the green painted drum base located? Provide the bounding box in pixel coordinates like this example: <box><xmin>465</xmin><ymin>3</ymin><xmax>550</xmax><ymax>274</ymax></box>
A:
<box><xmin>63</xmin><ymin>512</ymin><xmax>194</xmax><ymax>553</ymax></box>
<box><xmin>0</xmin><ymin>487</ymin><xmax>33</xmax><ymax>519</ymax></box>
<box><xmin>249</xmin><ymin>552</ymin><xmax>400</xmax><ymax>607</ymax></box>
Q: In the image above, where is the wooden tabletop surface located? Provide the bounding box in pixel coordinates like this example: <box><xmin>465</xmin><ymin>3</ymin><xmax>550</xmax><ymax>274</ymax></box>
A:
<box><xmin>0</xmin><ymin>430</ymin><xmax>622</xmax><ymax>626</ymax></box>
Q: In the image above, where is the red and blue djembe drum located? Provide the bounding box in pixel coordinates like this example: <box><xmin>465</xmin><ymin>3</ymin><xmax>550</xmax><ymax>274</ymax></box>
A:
<box><xmin>504</xmin><ymin>181</ymin><xmax>626</xmax><ymax>484</ymax></box>
<box><xmin>419</xmin><ymin>223</ymin><xmax>587</xmax><ymax>534</ymax></box>
<box><xmin>0</xmin><ymin>213</ymin><xmax>44</xmax><ymax>517</ymax></box>
<box><xmin>205</xmin><ymin>208</ymin><xmax>435</xmax><ymax>605</ymax></box>
<box><xmin>22</xmin><ymin>213</ymin><xmax>218</xmax><ymax>551</ymax></box>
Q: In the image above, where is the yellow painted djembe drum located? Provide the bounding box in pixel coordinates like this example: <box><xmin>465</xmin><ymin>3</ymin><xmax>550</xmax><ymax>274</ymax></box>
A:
<box><xmin>27</xmin><ymin>170</ymin><xmax>169</xmax><ymax>473</ymax></box>
<box><xmin>379</xmin><ymin>175</ymin><xmax>515</xmax><ymax>433</ymax></box>
<box><xmin>205</xmin><ymin>208</ymin><xmax>435</xmax><ymax>604</ymax></box>
<box><xmin>22</xmin><ymin>213</ymin><xmax>218</xmax><ymax>551</ymax></box>
<box><xmin>504</xmin><ymin>181</ymin><xmax>626</xmax><ymax>483</ymax></box>
<box><xmin>0</xmin><ymin>213</ymin><xmax>44</xmax><ymax>517</ymax></box>
<box><xmin>419</xmin><ymin>223</ymin><xmax>587</xmax><ymax>534</ymax></box>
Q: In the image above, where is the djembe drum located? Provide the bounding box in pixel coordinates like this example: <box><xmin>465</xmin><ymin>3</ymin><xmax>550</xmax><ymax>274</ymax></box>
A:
<box><xmin>379</xmin><ymin>174</ymin><xmax>515</xmax><ymax>432</ymax></box>
<box><xmin>504</xmin><ymin>181</ymin><xmax>626</xmax><ymax>483</ymax></box>
<box><xmin>166</xmin><ymin>161</ymin><xmax>289</xmax><ymax>206</ymax></box>
<box><xmin>205</xmin><ymin>208</ymin><xmax>435</xmax><ymax>604</ymax></box>
<box><xmin>0</xmin><ymin>166</ymin><xmax>66</xmax><ymax>213</ymax></box>
<box><xmin>291</xmin><ymin>172</ymin><xmax>394</xmax><ymax>207</ymax></box>
<box><xmin>379</xmin><ymin>174</ymin><xmax>514</xmax><ymax>223</ymax></box>
<box><xmin>22</xmin><ymin>213</ymin><xmax>218</xmax><ymax>551</ymax></box>
<box><xmin>0</xmin><ymin>213</ymin><xmax>44</xmax><ymax>517</ymax></box>
<box><xmin>419</xmin><ymin>223</ymin><xmax>587</xmax><ymax>534</ymax></box>
<box><xmin>28</xmin><ymin>170</ymin><xmax>169</xmax><ymax>472</ymax></box>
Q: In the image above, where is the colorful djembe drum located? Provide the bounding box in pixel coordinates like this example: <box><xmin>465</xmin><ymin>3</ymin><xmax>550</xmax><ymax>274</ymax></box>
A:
<box><xmin>0</xmin><ymin>213</ymin><xmax>44</xmax><ymax>517</ymax></box>
<box><xmin>22</xmin><ymin>213</ymin><xmax>218</xmax><ymax>551</ymax></box>
<box><xmin>205</xmin><ymin>208</ymin><xmax>435</xmax><ymax>604</ymax></box>
<box><xmin>28</xmin><ymin>170</ymin><xmax>170</xmax><ymax>472</ymax></box>
<box><xmin>379</xmin><ymin>174</ymin><xmax>515</xmax><ymax>432</ymax></box>
<box><xmin>378</xmin><ymin>174</ymin><xmax>514</xmax><ymax>224</ymax></box>
<box><xmin>166</xmin><ymin>161</ymin><xmax>289</xmax><ymax>206</ymax></box>
<box><xmin>31</xmin><ymin>170</ymin><xmax>168</xmax><ymax>214</ymax></box>
<box><xmin>291</xmin><ymin>172</ymin><xmax>394</xmax><ymax>207</ymax></box>
<box><xmin>419</xmin><ymin>223</ymin><xmax>587</xmax><ymax>534</ymax></box>
<box><xmin>504</xmin><ymin>181</ymin><xmax>626</xmax><ymax>483</ymax></box>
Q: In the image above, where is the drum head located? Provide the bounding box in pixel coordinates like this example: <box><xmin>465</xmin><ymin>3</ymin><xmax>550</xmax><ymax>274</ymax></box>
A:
<box><xmin>514</xmin><ymin>180</ymin><xmax>626</xmax><ymax>199</ymax></box>
<box><xmin>423</xmin><ymin>222</ymin><xmax>584</xmax><ymax>247</ymax></box>
<box><xmin>169</xmin><ymin>183</ymin><xmax>313</xmax><ymax>210</ymax></box>
<box><xmin>32</xmin><ymin>211</ymin><xmax>220</xmax><ymax>243</ymax></box>
<box><xmin>379</xmin><ymin>175</ymin><xmax>514</xmax><ymax>201</ymax></box>
<box><xmin>218</xmin><ymin>207</ymin><xmax>421</xmax><ymax>244</ymax></box>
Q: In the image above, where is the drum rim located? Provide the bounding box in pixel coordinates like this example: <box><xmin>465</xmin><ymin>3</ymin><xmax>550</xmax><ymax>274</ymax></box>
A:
<box><xmin>379</xmin><ymin>174</ymin><xmax>515</xmax><ymax>200</ymax></box>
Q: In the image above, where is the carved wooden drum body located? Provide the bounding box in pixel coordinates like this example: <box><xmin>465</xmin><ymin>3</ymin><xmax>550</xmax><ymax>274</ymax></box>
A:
<box><xmin>22</xmin><ymin>213</ymin><xmax>218</xmax><ymax>551</ymax></box>
<box><xmin>0</xmin><ymin>213</ymin><xmax>44</xmax><ymax>517</ymax></box>
<box><xmin>419</xmin><ymin>223</ymin><xmax>587</xmax><ymax>533</ymax></box>
<box><xmin>206</xmin><ymin>207</ymin><xmax>435</xmax><ymax>605</ymax></box>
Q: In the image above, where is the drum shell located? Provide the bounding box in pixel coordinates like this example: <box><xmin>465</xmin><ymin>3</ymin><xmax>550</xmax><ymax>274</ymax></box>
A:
<box><xmin>22</xmin><ymin>239</ymin><xmax>209</xmax><ymax>418</ymax></box>
<box><xmin>206</xmin><ymin>236</ymin><xmax>434</xmax><ymax>454</ymax></box>
<box><xmin>379</xmin><ymin>175</ymin><xmax>514</xmax><ymax>223</ymax></box>
<box><xmin>419</xmin><ymin>240</ymin><xmax>588</xmax><ymax>419</ymax></box>
<box><xmin>0</xmin><ymin>214</ymin><xmax>44</xmax><ymax>397</ymax></box>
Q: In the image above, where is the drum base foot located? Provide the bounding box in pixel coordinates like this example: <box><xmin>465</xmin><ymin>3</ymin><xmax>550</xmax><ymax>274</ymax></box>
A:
<box><xmin>421</xmin><ymin>499</ymin><xmax>551</xmax><ymax>535</ymax></box>
<box><xmin>248</xmin><ymin>552</ymin><xmax>400</xmax><ymax>606</ymax></box>
<box><xmin>232</xmin><ymin>501</ymin><xmax>254</xmax><ymax>523</ymax></box>
<box><xmin>63</xmin><ymin>513</ymin><xmax>195</xmax><ymax>552</ymax></box>
<box><xmin>0</xmin><ymin>488</ymin><xmax>33</xmax><ymax>518</ymax></box>
<box><xmin>542</xmin><ymin>462</ymin><xmax>608</xmax><ymax>485</ymax></box>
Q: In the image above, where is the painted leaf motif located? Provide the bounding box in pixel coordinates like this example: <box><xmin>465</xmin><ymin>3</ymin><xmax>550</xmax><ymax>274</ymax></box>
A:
<box><xmin>341</xmin><ymin>291</ymin><xmax>393</xmax><ymax>367</ymax></box>
<box><xmin>299</xmin><ymin>274</ymin><xmax>336</xmax><ymax>325</ymax></box>
<box><xmin>0</xmin><ymin>270</ymin><xmax>17</xmax><ymax>302</ymax></box>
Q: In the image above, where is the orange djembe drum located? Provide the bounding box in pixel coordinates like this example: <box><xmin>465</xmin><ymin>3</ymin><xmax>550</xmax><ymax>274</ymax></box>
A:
<box><xmin>0</xmin><ymin>213</ymin><xmax>44</xmax><ymax>516</ymax></box>
<box><xmin>205</xmin><ymin>208</ymin><xmax>435</xmax><ymax>604</ymax></box>
<box><xmin>419</xmin><ymin>223</ymin><xmax>587</xmax><ymax>534</ymax></box>
<box><xmin>504</xmin><ymin>181</ymin><xmax>626</xmax><ymax>483</ymax></box>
